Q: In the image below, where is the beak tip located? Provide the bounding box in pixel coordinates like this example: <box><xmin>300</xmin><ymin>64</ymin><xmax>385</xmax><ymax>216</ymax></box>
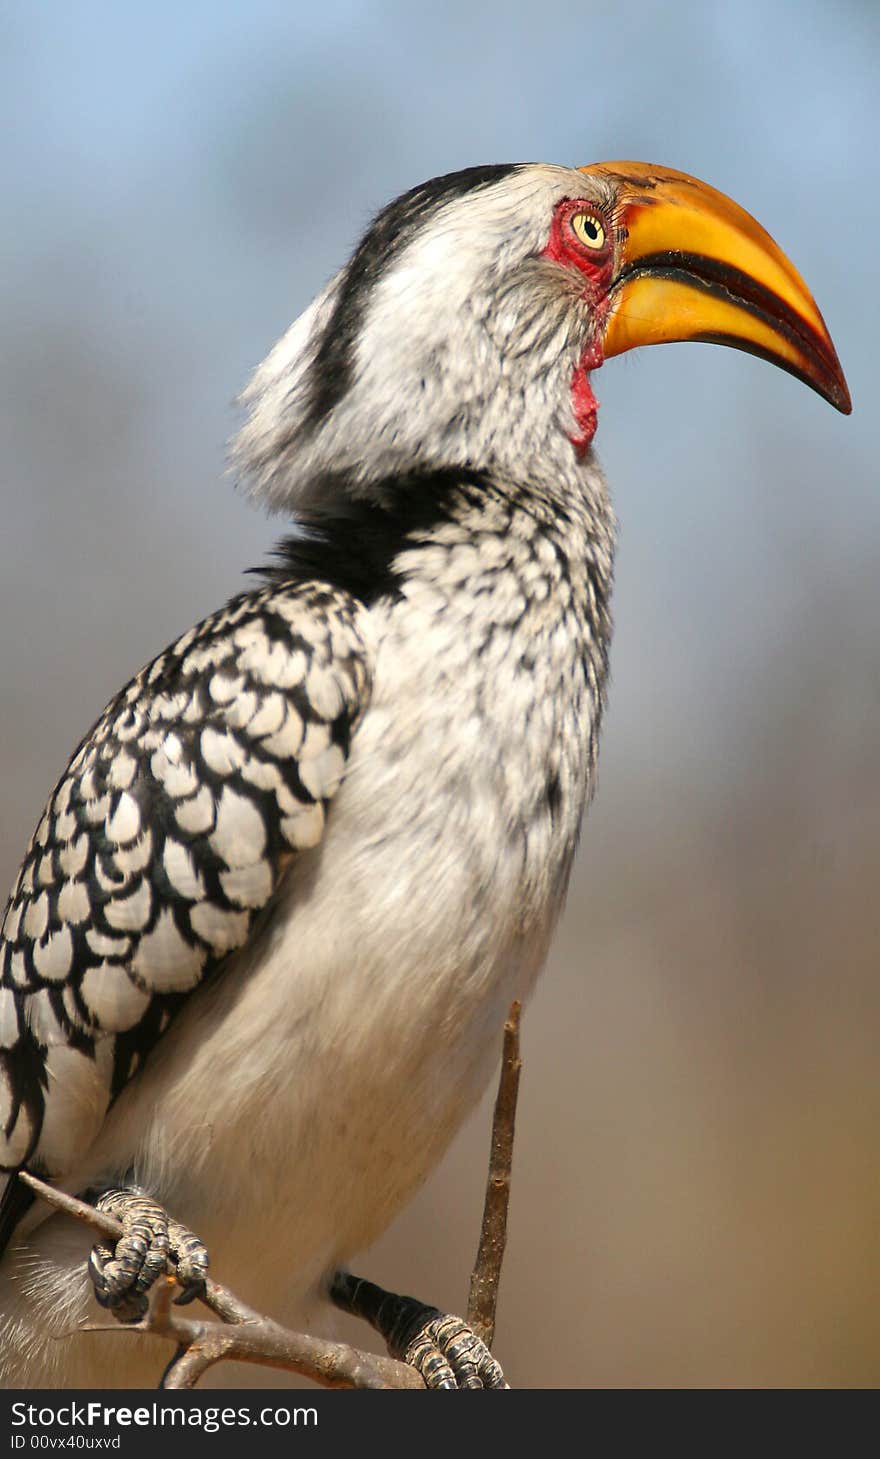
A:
<box><xmin>826</xmin><ymin>369</ymin><xmax>852</xmax><ymax>415</ymax></box>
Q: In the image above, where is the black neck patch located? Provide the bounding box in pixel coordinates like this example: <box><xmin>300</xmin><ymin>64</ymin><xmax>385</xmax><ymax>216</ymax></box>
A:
<box><xmin>0</xmin><ymin>1171</ymin><xmax>35</xmax><ymax>1257</ymax></box>
<box><xmin>301</xmin><ymin>165</ymin><xmax>521</xmax><ymax>435</ymax></box>
<box><xmin>257</xmin><ymin>467</ymin><xmax>489</xmax><ymax>605</ymax></box>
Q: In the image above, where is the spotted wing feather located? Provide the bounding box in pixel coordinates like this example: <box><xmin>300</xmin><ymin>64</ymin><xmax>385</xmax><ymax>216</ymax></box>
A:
<box><xmin>0</xmin><ymin>580</ymin><xmax>372</xmax><ymax>1195</ymax></box>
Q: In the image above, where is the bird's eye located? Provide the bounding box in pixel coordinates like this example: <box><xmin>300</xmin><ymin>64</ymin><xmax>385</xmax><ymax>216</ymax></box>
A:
<box><xmin>570</xmin><ymin>212</ymin><xmax>606</xmax><ymax>251</ymax></box>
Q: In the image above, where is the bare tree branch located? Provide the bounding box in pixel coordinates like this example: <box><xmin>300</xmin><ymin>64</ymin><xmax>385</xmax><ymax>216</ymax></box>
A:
<box><xmin>466</xmin><ymin>1000</ymin><xmax>522</xmax><ymax>1347</ymax></box>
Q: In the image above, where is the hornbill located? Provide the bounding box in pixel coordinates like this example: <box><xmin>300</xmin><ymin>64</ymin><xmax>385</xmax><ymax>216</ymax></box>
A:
<box><xmin>0</xmin><ymin>161</ymin><xmax>849</xmax><ymax>1388</ymax></box>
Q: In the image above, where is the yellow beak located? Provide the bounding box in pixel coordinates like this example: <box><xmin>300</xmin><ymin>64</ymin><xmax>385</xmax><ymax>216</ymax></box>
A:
<box><xmin>579</xmin><ymin>161</ymin><xmax>851</xmax><ymax>414</ymax></box>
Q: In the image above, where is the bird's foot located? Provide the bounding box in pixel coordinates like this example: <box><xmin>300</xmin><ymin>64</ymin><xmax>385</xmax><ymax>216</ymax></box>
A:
<box><xmin>87</xmin><ymin>1187</ymin><xmax>209</xmax><ymax>1323</ymax></box>
<box><xmin>330</xmin><ymin>1271</ymin><xmax>508</xmax><ymax>1390</ymax></box>
<box><xmin>400</xmin><ymin>1309</ymin><xmax>508</xmax><ymax>1390</ymax></box>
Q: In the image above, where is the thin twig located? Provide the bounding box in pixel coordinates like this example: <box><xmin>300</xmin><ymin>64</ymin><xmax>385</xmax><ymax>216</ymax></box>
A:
<box><xmin>466</xmin><ymin>1000</ymin><xmax>522</xmax><ymax>1347</ymax></box>
<box><xmin>19</xmin><ymin>1173</ymin><xmax>123</xmax><ymax>1240</ymax></box>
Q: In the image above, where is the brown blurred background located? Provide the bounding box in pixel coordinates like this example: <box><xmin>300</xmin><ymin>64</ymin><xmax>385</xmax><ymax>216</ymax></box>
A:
<box><xmin>1</xmin><ymin>0</ymin><xmax>877</xmax><ymax>1387</ymax></box>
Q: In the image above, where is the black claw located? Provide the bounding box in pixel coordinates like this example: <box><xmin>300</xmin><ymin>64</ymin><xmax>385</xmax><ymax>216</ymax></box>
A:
<box><xmin>167</xmin><ymin>1217</ymin><xmax>210</xmax><ymax>1298</ymax></box>
<box><xmin>173</xmin><ymin>1278</ymin><xmax>207</xmax><ymax>1307</ymax></box>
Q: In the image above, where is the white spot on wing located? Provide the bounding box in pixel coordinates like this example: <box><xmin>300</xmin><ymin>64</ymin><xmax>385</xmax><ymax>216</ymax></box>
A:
<box><xmin>2</xmin><ymin>901</ymin><xmax>22</xmax><ymax>941</ymax></box>
<box><xmin>9</xmin><ymin>952</ymin><xmax>29</xmax><ymax>988</ymax></box>
<box><xmin>86</xmin><ymin>928</ymin><xmax>132</xmax><ymax>958</ymax></box>
<box><xmin>261</xmin><ymin>711</ymin><xmax>304</xmax><ymax>761</ymax></box>
<box><xmin>104</xmin><ymin>878</ymin><xmax>152</xmax><ymax>931</ymax></box>
<box><xmin>225</xmin><ymin>690</ymin><xmax>258</xmax><ymax>729</ymax></box>
<box><xmin>300</xmin><ymin>722</ymin><xmax>330</xmax><ymax>760</ymax></box>
<box><xmin>305</xmin><ymin>666</ymin><xmax>344</xmax><ymax>720</ymax></box>
<box><xmin>189</xmin><ymin>901</ymin><xmax>250</xmax><ymax>953</ymax></box>
<box><xmin>299</xmin><ymin>743</ymin><xmax>346</xmax><ymax>801</ymax></box>
<box><xmin>209</xmin><ymin>672</ymin><xmax>245</xmax><ymax>704</ymax></box>
<box><xmin>232</xmin><ymin>622</ymin><xmax>266</xmax><ymax>651</ymax></box>
<box><xmin>152</xmin><ymin>751</ymin><xmax>199</xmax><ymax>798</ymax></box>
<box><xmin>123</xmin><ymin>831</ymin><xmax>154</xmax><ymax>874</ymax></box>
<box><xmin>0</xmin><ymin>988</ymin><xmax>19</xmax><ymax>1048</ymax></box>
<box><xmin>236</xmin><ymin>637</ymin><xmax>293</xmax><ymax>686</ymax></box>
<box><xmin>108</xmin><ymin>753</ymin><xmax>137</xmax><ymax>790</ymax></box>
<box><xmin>33</xmin><ymin>926</ymin><xmax>74</xmax><ymax>982</ymax></box>
<box><xmin>131</xmin><ymin>908</ymin><xmax>205</xmax><ymax>991</ymax></box>
<box><xmin>149</xmin><ymin>692</ymin><xmax>189</xmax><ymax>722</ymax></box>
<box><xmin>201</xmin><ymin>727</ymin><xmax>247</xmax><ymax>776</ymax></box>
<box><xmin>23</xmin><ymin>894</ymin><xmax>49</xmax><ymax>941</ymax></box>
<box><xmin>58</xmin><ymin>880</ymin><xmax>91</xmax><ymax>924</ymax></box>
<box><xmin>25</xmin><ymin>988</ymin><xmax>67</xmax><ymax>1045</ymax></box>
<box><xmin>210</xmin><ymin>787</ymin><xmax>266</xmax><ymax>867</ymax></box>
<box><xmin>173</xmin><ymin>626</ymin><xmax>198</xmax><ymax>656</ymax></box>
<box><xmin>184</xmin><ymin>641</ymin><xmax>234</xmax><ymax>675</ymax></box>
<box><xmin>247</xmin><ymin>694</ymin><xmax>286</xmax><ymax>737</ymax></box>
<box><xmin>163</xmin><ymin>840</ymin><xmax>205</xmax><ymax>900</ymax></box>
<box><xmin>220</xmin><ymin>861</ymin><xmax>273</xmax><ymax>907</ymax></box>
<box><xmin>182</xmin><ymin>693</ymin><xmax>205</xmax><ymax>724</ymax></box>
<box><xmin>281</xmin><ymin>803</ymin><xmax>324</xmax><ymax>849</ymax></box>
<box><xmin>174</xmin><ymin>786</ymin><xmax>215</xmax><ymax>834</ymax></box>
<box><xmin>62</xmin><ymin>985</ymin><xmax>80</xmax><ymax>1024</ymax></box>
<box><xmin>53</xmin><ymin>779</ymin><xmax>74</xmax><ymax>817</ymax></box>
<box><xmin>54</xmin><ymin>809</ymin><xmax>78</xmax><ymax>842</ymax></box>
<box><xmin>80</xmin><ymin>964</ymin><xmax>151</xmax><ymax>1031</ymax></box>
<box><xmin>241</xmin><ymin>757</ymin><xmax>282</xmax><ymax>792</ymax></box>
<box><xmin>273</xmin><ymin>649</ymin><xmax>308</xmax><ymax>689</ymax></box>
<box><xmin>83</xmin><ymin>794</ymin><xmax>111</xmax><ymax>825</ymax></box>
<box><xmin>115</xmin><ymin>712</ymin><xmax>145</xmax><ymax>743</ymax></box>
<box><xmin>107</xmin><ymin>792</ymin><xmax>141</xmax><ymax>844</ymax></box>
<box><xmin>162</xmin><ymin>733</ymin><xmax>184</xmax><ymax>764</ymax></box>
<box><xmin>59</xmin><ymin>834</ymin><xmax>89</xmax><ymax>877</ymax></box>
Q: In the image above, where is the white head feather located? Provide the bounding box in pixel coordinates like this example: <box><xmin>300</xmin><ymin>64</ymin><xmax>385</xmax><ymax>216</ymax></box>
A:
<box><xmin>232</xmin><ymin>164</ymin><xmax>613</xmax><ymax>516</ymax></box>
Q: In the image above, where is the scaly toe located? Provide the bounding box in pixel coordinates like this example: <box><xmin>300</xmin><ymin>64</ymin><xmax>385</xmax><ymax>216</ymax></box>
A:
<box><xmin>167</xmin><ymin>1217</ymin><xmax>209</xmax><ymax>1304</ymax></box>
<box><xmin>87</xmin><ymin>1188</ymin><xmax>171</xmax><ymax>1323</ymax></box>
<box><xmin>404</xmin><ymin>1312</ymin><xmax>508</xmax><ymax>1390</ymax></box>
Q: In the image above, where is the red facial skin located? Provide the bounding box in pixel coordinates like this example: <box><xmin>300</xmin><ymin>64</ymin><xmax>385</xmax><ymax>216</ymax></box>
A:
<box><xmin>540</xmin><ymin>199</ymin><xmax>615</xmax><ymax>458</ymax></box>
<box><xmin>568</xmin><ymin>352</ymin><xmax>600</xmax><ymax>457</ymax></box>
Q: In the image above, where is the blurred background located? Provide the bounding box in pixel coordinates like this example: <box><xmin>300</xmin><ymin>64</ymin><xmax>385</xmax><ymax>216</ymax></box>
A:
<box><xmin>1</xmin><ymin>0</ymin><xmax>877</xmax><ymax>1387</ymax></box>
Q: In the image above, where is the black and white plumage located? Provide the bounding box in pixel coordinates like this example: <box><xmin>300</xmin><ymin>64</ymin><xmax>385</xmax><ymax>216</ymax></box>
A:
<box><xmin>0</xmin><ymin>162</ymin><xmax>848</xmax><ymax>1386</ymax></box>
<box><xmin>0</xmin><ymin>581</ymin><xmax>371</xmax><ymax>1194</ymax></box>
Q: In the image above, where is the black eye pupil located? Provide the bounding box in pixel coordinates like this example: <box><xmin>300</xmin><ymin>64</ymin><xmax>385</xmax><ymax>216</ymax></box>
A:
<box><xmin>584</xmin><ymin>219</ymin><xmax>597</xmax><ymax>238</ymax></box>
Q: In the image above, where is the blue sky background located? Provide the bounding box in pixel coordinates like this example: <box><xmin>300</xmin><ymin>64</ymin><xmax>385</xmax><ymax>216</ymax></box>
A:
<box><xmin>1</xmin><ymin>0</ymin><xmax>878</xmax><ymax>1386</ymax></box>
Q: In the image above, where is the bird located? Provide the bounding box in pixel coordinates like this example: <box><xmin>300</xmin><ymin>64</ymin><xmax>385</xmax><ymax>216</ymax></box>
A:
<box><xmin>0</xmin><ymin>160</ymin><xmax>850</xmax><ymax>1389</ymax></box>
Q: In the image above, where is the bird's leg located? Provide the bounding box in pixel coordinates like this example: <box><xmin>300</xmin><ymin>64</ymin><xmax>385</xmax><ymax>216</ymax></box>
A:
<box><xmin>86</xmin><ymin>1186</ymin><xmax>209</xmax><ymax>1322</ymax></box>
<box><xmin>330</xmin><ymin>1271</ymin><xmax>508</xmax><ymax>1390</ymax></box>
